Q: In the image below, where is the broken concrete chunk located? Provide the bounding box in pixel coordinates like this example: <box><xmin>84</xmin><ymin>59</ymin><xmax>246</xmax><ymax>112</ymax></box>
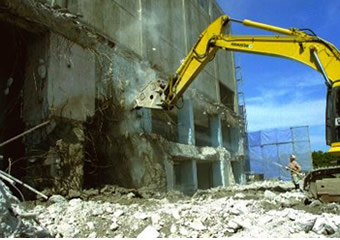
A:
<box><xmin>88</xmin><ymin>232</ymin><xmax>97</xmax><ymax>238</ymax></box>
<box><xmin>49</xmin><ymin>195</ymin><xmax>66</xmax><ymax>203</ymax></box>
<box><xmin>179</xmin><ymin>227</ymin><xmax>189</xmax><ymax>236</ymax></box>
<box><xmin>110</xmin><ymin>222</ymin><xmax>119</xmax><ymax>231</ymax></box>
<box><xmin>170</xmin><ymin>224</ymin><xmax>177</xmax><ymax>234</ymax></box>
<box><xmin>68</xmin><ymin>198</ymin><xmax>82</xmax><ymax>206</ymax></box>
<box><xmin>92</xmin><ymin>207</ymin><xmax>105</xmax><ymax>216</ymax></box>
<box><xmin>57</xmin><ymin>223</ymin><xmax>74</xmax><ymax>237</ymax></box>
<box><xmin>68</xmin><ymin>189</ymin><xmax>81</xmax><ymax>198</ymax></box>
<box><xmin>310</xmin><ymin>200</ymin><xmax>322</xmax><ymax>208</ymax></box>
<box><xmin>134</xmin><ymin>212</ymin><xmax>149</xmax><ymax>220</ymax></box>
<box><xmin>288</xmin><ymin>211</ymin><xmax>296</xmax><ymax>221</ymax></box>
<box><xmin>127</xmin><ymin>192</ymin><xmax>135</xmax><ymax>199</ymax></box>
<box><xmin>234</xmin><ymin>193</ymin><xmax>246</xmax><ymax>199</ymax></box>
<box><xmin>137</xmin><ymin>225</ymin><xmax>160</xmax><ymax>238</ymax></box>
<box><xmin>227</xmin><ymin>220</ymin><xmax>242</xmax><ymax>232</ymax></box>
<box><xmin>113</xmin><ymin>209</ymin><xmax>125</xmax><ymax>218</ymax></box>
<box><xmin>171</xmin><ymin>209</ymin><xmax>181</xmax><ymax>220</ymax></box>
<box><xmin>296</xmin><ymin>215</ymin><xmax>316</xmax><ymax>233</ymax></box>
<box><xmin>312</xmin><ymin>216</ymin><xmax>336</xmax><ymax>235</ymax></box>
<box><xmin>264</xmin><ymin>190</ymin><xmax>276</xmax><ymax>200</ymax></box>
<box><xmin>151</xmin><ymin>214</ymin><xmax>161</xmax><ymax>225</ymax></box>
<box><xmin>234</xmin><ymin>218</ymin><xmax>252</xmax><ymax>230</ymax></box>
<box><xmin>189</xmin><ymin>219</ymin><xmax>206</xmax><ymax>231</ymax></box>
<box><xmin>259</xmin><ymin>215</ymin><xmax>273</xmax><ymax>225</ymax></box>
<box><xmin>86</xmin><ymin>222</ymin><xmax>95</xmax><ymax>231</ymax></box>
<box><xmin>230</xmin><ymin>207</ymin><xmax>241</xmax><ymax>215</ymax></box>
<box><xmin>105</xmin><ymin>207</ymin><xmax>114</xmax><ymax>214</ymax></box>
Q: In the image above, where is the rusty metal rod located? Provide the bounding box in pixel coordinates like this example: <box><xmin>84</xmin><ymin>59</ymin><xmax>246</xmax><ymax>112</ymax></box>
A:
<box><xmin>0</xmin><ymin>120</ymin><xmax>50</xmax><ymax>148</ymax></box>
<box><xmin>0</xmin><ymin>170</ymin><xmax>48</xmax><ymax>200</ymax></box>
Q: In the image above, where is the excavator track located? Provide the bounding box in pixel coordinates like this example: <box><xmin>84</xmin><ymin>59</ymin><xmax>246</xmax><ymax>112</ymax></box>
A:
<box><xmin>303</xmin><ymin>167</ymin><xmax>340</xmax><ymax>203</ymax></box>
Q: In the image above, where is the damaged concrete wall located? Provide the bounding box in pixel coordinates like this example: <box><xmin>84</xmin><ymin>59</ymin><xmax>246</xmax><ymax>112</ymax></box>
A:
<box><xmin>20</xmin><ymin>30</ymin><xmax>95</xmax><ymax>195</ymax></box>
<box><xmin>0</xmin><ymin>0</ymin><xmax>245</xmax><ymax>196</ymax></box>
<box><xmin>24</xmin><ymin>33</ymin><xmax>95</xmax><ymax>124</ymax></box>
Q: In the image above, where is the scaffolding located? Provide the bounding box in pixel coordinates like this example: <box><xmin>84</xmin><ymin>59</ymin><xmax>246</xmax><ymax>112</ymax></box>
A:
<box><xmin>235</xmin><ymin>55</ymin><xmax>250</xmax><ymax>174</ymax></box>
<box><xmin>247</xmin><ymin>126</ymin><xmax>313</xmax><ymax>181</ymax></box>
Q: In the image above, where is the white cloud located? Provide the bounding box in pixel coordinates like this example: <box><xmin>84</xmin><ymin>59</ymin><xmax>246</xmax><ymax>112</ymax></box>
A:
<box><xmin>274</xmin><ymin>71</ymin><xmax>325</xmax><ymax>88</ymax></box>
<box><xmin>246</xmin><ymin>89</ymin><xmax>290</xmax><ymax>104</ymax></box>
<box><xmin>246</xmin><ymin>98</ymin><xmax>325</xmax><ymax>131</ymax></box>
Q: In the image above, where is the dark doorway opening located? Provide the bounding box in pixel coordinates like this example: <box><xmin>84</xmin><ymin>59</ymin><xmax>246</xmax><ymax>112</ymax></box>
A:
<box><xmin>197</xmin><ymin>161</ymin><xmax>213</xmax><ymax>190</ymax></box>
<box><xmin>0</xmin><ymin>21</ymin><xmax>31</xmax><ymax>183</ymax></box>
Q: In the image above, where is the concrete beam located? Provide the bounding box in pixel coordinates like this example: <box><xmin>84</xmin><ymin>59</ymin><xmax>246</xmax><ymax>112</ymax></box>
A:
<box><xmin>166</xmin><ymin>141</ymin><xmax>229</xmax><ymax>162</ymax></box>
<box><xmin>177</xmin><ymin>99</ymin><xmax>195</xmax><ymax>145</ymax></box>
<box><xmin>0</xmin><ymin>0</ymin><xmax>99</xmax><ymax>48</ymax></box>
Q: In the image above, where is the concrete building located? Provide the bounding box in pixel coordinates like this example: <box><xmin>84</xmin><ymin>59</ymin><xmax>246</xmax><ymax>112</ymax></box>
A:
<box><xmin>0</xmin><ymin>0</ymin><xmax>246</xmax><ymax>196</ymax></box>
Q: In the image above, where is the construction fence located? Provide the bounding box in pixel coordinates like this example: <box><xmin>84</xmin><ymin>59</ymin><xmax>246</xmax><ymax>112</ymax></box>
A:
<box><xmin>247</xmin><ymin>126</ymin><xmax>313</xmax><ymax>181</ymax></box>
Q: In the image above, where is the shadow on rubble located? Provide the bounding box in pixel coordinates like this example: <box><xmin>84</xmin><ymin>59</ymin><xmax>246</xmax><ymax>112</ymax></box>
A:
<box><xmin>257</xmin><ymin>185</ymin><xmax>292</xmax><ymax>193</ymax></box>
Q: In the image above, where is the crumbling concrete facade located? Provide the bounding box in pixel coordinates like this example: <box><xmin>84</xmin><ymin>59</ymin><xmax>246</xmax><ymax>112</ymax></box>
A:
<box><xmin>0</xmin><ymin>0</ymin><xmax>246</xmax><ymax>196</ymax></box>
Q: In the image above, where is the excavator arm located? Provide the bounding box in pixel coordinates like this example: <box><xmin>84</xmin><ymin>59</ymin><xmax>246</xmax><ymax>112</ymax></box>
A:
<box><xmin>135</xmin><ymin>15</ymin><xmax>340</xmax><ymax>110</ymax></box>
<box><xmin>135</xmin><ymin>14</ymin><xmax>340</xmax><ymax>152</ymax></box>
<box><xmin>135</xmin><ymin>15</ymin><xmax>340</xmax><ymax>202</ymax></box>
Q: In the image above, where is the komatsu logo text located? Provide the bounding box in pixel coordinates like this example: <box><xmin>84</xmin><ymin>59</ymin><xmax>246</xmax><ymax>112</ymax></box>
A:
<box><xmin>231</xmin><ymin>43</ymin><xmax>253</xmax><ymax>48</ymax></box>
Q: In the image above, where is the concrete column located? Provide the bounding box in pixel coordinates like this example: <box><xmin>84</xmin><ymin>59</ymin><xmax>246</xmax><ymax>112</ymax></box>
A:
<box><xmin>212</xmin><ymin>162</ymin><xmax>222</xmax><ymax>187</ymax></box>
<box><xmin>221</xmin><ymin>159</ymin><xmax>235</xmax><ymax>186</ymax></box>
<box><xmin>230</xmin><ymin>128</ymin><xmax>245</xmax><ymax>184</ymax></box>
<box><xmin>232</xmin><ymin>158</ymin><xmax>246</xmax><ymax>184</ymax></box>
<box><xmin>164</xmin><ymin>159</ymin><xmax>174</xmax><ymax>191</ymax></box>
<box><xmin>191</xmin><ymin>160</ymin><xmax>198</xmax><ymax>193</ymax></box>
<box><xmin>182</xmin><ymin>160</ymin><xmax>197</xmax><ymax>195</ymax></box>
<box><xmin>210</xmin><ymin>114</ymin><xmax>231</xmax><ymax>187</ymax></box>
<box><xmin>209</xmin><ymin>114</ymin><xmax>222</xmax><ymax>147</ymax></box>
<box><xmin>176</xmin><ymin>99</ymin><xmax>197</xmax><ymax>193</ymax></box>
<box><xmin>139</xmin><ymin>108</ymin><xmax>152</xmax><ymax>133</ymax></box>
<box><xmin>177</xmin><ymin>99</ymin><xmax>195</xmax><ymax>145</ymax></box>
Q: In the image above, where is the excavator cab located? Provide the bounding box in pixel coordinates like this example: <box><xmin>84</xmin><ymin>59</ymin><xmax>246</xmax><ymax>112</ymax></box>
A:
<box><xmin>327</xmin><ymin>86</ymin><xmax>340</xmax><ymax>155</ymax></box>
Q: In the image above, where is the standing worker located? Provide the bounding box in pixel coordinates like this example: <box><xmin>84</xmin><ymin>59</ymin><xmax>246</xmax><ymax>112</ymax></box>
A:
<box><xmin>286</xmin><ymin>154</ymin><xmax>301</xmax><ymax>189</ymax></box>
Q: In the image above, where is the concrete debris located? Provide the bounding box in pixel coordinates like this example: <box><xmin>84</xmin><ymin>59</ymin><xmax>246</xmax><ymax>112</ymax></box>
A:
<box><xmin>1</xmin><ymin>179</ymin><xmax>340</xmax><ymax>237</ymax></box>
<box><xmin>48</xmin><ymin>195</ymin><xmax>67</xmax><ymax>203</ymax></box>
<box><xmin>137</xmin><ymin>225</ymin><xmax>160</xmax><ymax>238</ymax></box>
<box><xmin>189</xmin><ymin>219</ymin><xmax>206</xmax><ymax>231</ymax></box>
<box><xmin>264</xmin><ymin>190</ymin><xmax>277</xmax><ymax>200</ymax></box>
<box><xmin>134</xmin><ymin>212</ymin><xmax>149</xmax><ymax>220</ymax></box>
<box><xmin>170</xmin><ymin>224</ymin><xmax>177</xmax><ymax>233</ymax></box>
<box><xmin>0</xmin><ymin>180</ymin><xmax>50</xmax><ymax>237</ymax></box>
<box><xmin>310</xmin><ymin>199</ymin><xmax>322</xmax><ymax>207</ymax></box>
<box><xmin>114</xmin><ymin>209</ymin><xmax>125</xmax><ymax>218</ymax></box>
<box><xmin>234</xmin><ymin>193</ymin><xmax>246</xmax><ymax>199</ymax></box>
<box><xmin>110</xmin><ymin>222</ymin><xmax>119</xmax><ymax>231</ymax></box>
<box><xmin>88</xmin><ymin>232</ymin><xmax>97</xmax><ymax>238</ymax></box>
<box><xmin>127</xmin><ymin>192</ymin><xmax>135</xmax><ymax>199</ymax></box>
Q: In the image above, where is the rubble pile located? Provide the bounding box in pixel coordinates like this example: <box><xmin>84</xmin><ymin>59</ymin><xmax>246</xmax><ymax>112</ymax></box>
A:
<box><xmin>2</xmin><ymin>179</ymin><xmax>340</xmax><ymax>238</ymax></box>
<box><xmin>0</xmin><ymin>180</ymin><xmax>50</xmax><ymax>237</ymax></box>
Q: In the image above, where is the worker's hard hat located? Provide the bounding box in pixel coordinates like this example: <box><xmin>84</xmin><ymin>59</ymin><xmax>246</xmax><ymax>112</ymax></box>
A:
<box><xmin>290</xmin><ymin>154</ymin><xmax>296</xmax><ymax>159</ymax></box>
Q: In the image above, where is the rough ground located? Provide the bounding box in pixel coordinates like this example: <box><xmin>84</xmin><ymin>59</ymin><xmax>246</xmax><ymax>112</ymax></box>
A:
<box><xmin>1</xmin><ymin>179</ymin><xmax>340</xmax><ymax>238</ymax></box>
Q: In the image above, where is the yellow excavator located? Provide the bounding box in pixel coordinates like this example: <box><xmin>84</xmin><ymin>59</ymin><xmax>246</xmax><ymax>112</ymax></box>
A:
<box><xmin>134</xmin><ymin>15</ymin><xmax>340</xmax><ymax>202</ymax></box>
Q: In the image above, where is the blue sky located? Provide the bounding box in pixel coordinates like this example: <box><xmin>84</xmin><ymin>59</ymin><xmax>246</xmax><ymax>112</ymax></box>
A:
<box><xmin>216</xmin><ymin>0</ymin><xmax>340</xmax><ymax>152</ymax></box>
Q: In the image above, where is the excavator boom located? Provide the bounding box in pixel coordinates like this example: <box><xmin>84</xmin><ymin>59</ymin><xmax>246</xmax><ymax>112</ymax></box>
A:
<box><xmin>134</xmin><ymin>15</ymin><xmax>340</xmax><ymax>202</ymax></box>
<box><xmin>135</xmin><ymin>15</ymin><xmax>340</xmax><ymax>109</ymax></box>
